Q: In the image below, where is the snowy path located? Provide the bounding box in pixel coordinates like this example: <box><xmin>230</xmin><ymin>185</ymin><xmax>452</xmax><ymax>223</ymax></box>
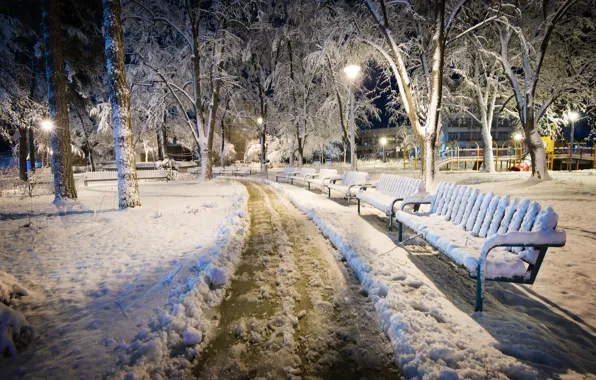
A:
<box><xmin>194</xmin><ymin>181</ymin><xmax>399</xmax><ymax>379</ymax></box>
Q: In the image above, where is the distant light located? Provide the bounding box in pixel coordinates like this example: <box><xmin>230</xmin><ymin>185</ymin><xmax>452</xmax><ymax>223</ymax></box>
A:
<box><xmin>343</xmin><ymin>65</ymin><xmax>361</xmax><ymax>80</ymax></box>
<box><xmin>380</xmin><ymin>137</ymin><xmax>387</xmax><ymax>145</ymax></box>
<box><xmin>257</xmin><ymin>116</ymin><xmax>263</xmax><ymax>125</ymax></box>
<box><xmin>514</xmin><ymin>133</ymin><xmax>522</xmax><ymax>141</ymax></box>
<box><xmin>567</xmin><ymin>112</ymin><xmax>579</xmax><ymax>122</ymax></box>
<box><xmin>40</xmin><ymin>120</ymin><xmax>54</xmax><ymax>131</ymax></box>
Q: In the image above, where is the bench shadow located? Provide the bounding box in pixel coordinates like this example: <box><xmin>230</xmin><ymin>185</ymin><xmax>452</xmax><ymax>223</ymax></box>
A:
<box><xmin>401</xmin><ymin>236</ymin><xmax>596</xmax><ymax>377</ymax></box>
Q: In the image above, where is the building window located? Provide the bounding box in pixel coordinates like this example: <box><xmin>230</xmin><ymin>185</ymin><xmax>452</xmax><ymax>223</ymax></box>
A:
<box><xmin>460</xmin><ymin>132</ymin><xmax>471</xmax><ymax>141</ymax></box>
<box><xmin>448</xmin><ymin>133</ymin><xmax>459</xmax><ymax>141</ymax></box>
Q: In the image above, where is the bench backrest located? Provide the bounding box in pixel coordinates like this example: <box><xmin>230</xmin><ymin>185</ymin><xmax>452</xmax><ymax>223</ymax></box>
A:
<box><xmin>375</xmin><ymin>174</ymin><xmax>422</xmax><ymax>198</ymax></box>
<box><xmin>317</xmin><ymin>169</ymin><xmax>338</xmax><ymax>178</ymax></box>
<box><xmin>280</xmin><ymin>167</ymin><xmax>296</xmax><ymax>176</ymax></box>
<box><xmin>86</xmin><ymin>169</ymin><xmax>167</xmax><ymax>180</ymax></box>
<box><xmin>341</xmin><ymin>171</ymin><xmax>369</xmax><ymax>186</ymax></box>
<box><xmin>298</xmin><ymin>168</ymin><xmax>316</xmax><ymax>177</ymax></box>
<box><xmin>86</xmin><ymin>171</ymin><xmax>118</xmax><ymax>180</ymax></box>
<box><xmin>429</xmin><ymin>182</ymin><xmax>559</xmax><ymax>263</ymax></box>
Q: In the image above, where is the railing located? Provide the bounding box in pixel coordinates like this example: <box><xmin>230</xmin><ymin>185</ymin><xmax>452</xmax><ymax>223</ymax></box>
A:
<box><xmin>553</xmin><ymin>143</ymin><xmax>596</xmax><ymax>170</ymax></box>
<box><xmin>438</xmin><ymin>140</ymin><xmax>527</xmax><ymax>172</ymax></box>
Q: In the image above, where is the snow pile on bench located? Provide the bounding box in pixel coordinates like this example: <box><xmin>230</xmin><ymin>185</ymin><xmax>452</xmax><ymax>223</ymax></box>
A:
<box><xmin>397</xmin><ymin>182</ymin><xmax>565</xmax><ymax>280</ymax></box>
<box><xmin>357</xmin><ymin>174</ymin><xmax>423</xmax><ymax>216</ymax></box>
<box><xmin>327</xmin><ymin>171</ymin><xmax>370</xmax><ymax>197</ymax></box>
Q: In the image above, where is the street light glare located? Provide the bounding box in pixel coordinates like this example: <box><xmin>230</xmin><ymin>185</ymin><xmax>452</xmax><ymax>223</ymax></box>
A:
<box><xmin>257</xmin><ymin>116</ymin><xmax>263</xmax><ymax>125</ymax></box>
<box><xmin>41</xmin><ymin>120</ymin><xmax>54</xmax><ymax>131</ymax></box>
<box><xmin>380</xmin><ymin>137</ymin><xmax>387</xmax><ymax>145</ymax></box>
<box><xmin>343</xmin><ymin>65</ymin><xmax>361</xmax><ymax>80</ymax></box>
<box><xmin>514</xmin><ymin>133</ymin><xmax>523</xmax><ymax>141</ymax></box>
<box><xmin>567</xmin><ymin>112</ymin><xmax>579</xmax><ymax>122</ymax></box>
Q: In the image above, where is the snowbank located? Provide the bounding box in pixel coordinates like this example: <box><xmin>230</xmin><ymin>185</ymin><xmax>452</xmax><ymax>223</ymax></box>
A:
<box><xmin>0</xmin><ymin>271</ymin><xmax>35</xmax><ymax>357</ymax></box>
<box><xmin>263</xmin><ymin>179</ymin><xmax>537</xmax><ymax>379</ymax></box>
<box><xmin>116</xmin><ymin>182</ymin><xmax>250</xmax><ymax>379</ymax></box>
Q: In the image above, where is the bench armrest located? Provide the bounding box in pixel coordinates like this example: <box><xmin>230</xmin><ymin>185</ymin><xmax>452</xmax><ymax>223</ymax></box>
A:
<box><xmin>399</xmin><ymin>194</ymin><xmax>434</xmax><ymax>211</ymax></box>
<box><xmin>480</xmin><ymin>230</ymin><xmax>567</xmax><ymax>256</ymax></box>
<box><xmin>357</xmin><ymin>184</ymin><xmax>375</xmax><ymax>191</ymax></box>
<box><xmin>304</xmin><ymin>174</ymin><xmax>317</xmax><ymax>179</ymax></box>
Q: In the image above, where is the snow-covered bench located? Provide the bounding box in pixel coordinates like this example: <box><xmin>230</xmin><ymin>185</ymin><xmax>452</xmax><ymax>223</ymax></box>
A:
<box><xmin>304</xmin><ymin>169</ymin><xmax>339</xmax><ymax>190</ymax></box>
<box><xmin>356</xmin><ymin>174</ymin><xmax>423</xmax><ymax>230</ymax></box>
<box><xmin>395</xmin><ymin>182</ymin><xmax>566</xmax><ymax>311</ymax></box>
<box><xmin>275</xmin><ymin>167</ymin><xmax>298</xmax><ymax>182</ymax></box>
<box><xmin>326</xmin><ymin>171</ymin><xmax>370</xmax><ymax>205</ymax></box>
<box><xmin>84</xmin><ymin>169</ymin><xmax>168</xmax><ymax>186</ymax></box>
<box><xmin>287</xmin><ymin>168</ymin><xmax>317</xmax><ymax>185</ymax></box>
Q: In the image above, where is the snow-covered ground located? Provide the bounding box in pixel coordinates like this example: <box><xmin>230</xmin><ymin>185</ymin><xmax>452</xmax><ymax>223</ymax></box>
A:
<box><xmin>266</xmin><ymin>170</ymin><xmax>596</xmax><ymax>379</ymax></box>
<box><xmin>0</xmin><ymin>179</ymin><xmax>248</xmax><ymax>379</ymax></box>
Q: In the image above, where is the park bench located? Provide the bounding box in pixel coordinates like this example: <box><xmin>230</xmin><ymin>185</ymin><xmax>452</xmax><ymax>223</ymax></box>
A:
<box><xmin>356</xmin><ymin>174</ymin><xmax>423</xmax><ymax>231</ymax></box>
<box><xmin>287</xmin><ymin>168</ymin><xmax>317</xmax><ymax>185</ymax></box>
<box><xmin>84</xmin><ymin>169</ymin><xmax>168</xmax><ymax>186</ymax></box>
<box><xmin>304</xmin><ymin>169</ymin><xmax>339</xmax><ymax>190</ymax></box>
<box><xmin>275</xmin><ymin>167</ymin><xmax>298</xmax><ymax>182</ymax></box>
<box><xmin>326</xmin><ymin>171</ymin><xmax>370</xmax><ymax>205</ymax></box>
<box><xmin>395</xmin><ymin>182</ymin><xmax>566</xmax><ymax>311</ymax></box>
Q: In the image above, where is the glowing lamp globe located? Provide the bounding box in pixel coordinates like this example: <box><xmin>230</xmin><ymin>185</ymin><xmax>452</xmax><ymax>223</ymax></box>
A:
<box><xmin>343</xmin><ymin>65</ymin><xmax>361</xmax><ymax>80</ymax></box>
<box><xmin>41</xmin><ymin>120</ymin><xmax>54</xmax><ymax>131</ymax></box>
<box><xmin>567</xmin><ymin>112</ymin><xmax>579</xmax><ymax>122</ymax></box>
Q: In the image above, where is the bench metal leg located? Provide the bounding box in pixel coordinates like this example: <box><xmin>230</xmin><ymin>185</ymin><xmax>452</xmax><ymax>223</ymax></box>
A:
<box><xmin>388</xmin><ymin>212</ymin><xmax>393</xmax><ymax>231</ymax></box>
<box><xmin>308</xmin><ymin>182</ymin><xmax>310</xmax><ymax>190</ymax></box>
<box><xmin>347</xmin><ymin>194</ymin><xmax>350</xmax><ymax>206</ymax></box>
<box><xmin>357</xmin><ymin>199</ymin><xmax>360</xmax><ymax>214</ymax></box>
<box><xmin>475</xmin><ymin>267</ymin><xmax>483</xmax><ymax>312</ymax></box>
<box><xmin>328</xmin><ymin>188</ymin><xmax>331</xmax><ymax>198</ymax></box>
<box><xmin>398</xmin><ymin>222</ymin><xmax>403</xmax><ymax>242</ymax></box>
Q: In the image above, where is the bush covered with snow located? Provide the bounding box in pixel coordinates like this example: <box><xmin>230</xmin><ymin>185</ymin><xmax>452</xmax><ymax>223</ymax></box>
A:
<box><xmin>0</xmin><ymin>271</ymin><xmax>35</xmax><ymax>356</ymax></box>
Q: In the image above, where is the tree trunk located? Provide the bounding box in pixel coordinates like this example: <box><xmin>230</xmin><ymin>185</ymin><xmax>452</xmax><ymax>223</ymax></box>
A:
<box><xmin>18</xmin><ymin>127</ymin><xmax>28</xmax><ymax>181</ymax></box>
<box><xmin>481</xmin><ymin>126</ymin><xmax>495</xmax><ymax>173</ymax></box>
<box><xmin>219</xmin><ymin>118</ymin><xmax>225</xmax><ymax>168</ymax></box>
<box><xmin>524</xmin><ymin>120</ymin><xmax>551</xmax><ymax>180</ymax></box>
<box><xmin>423</xmin><ymin>137</ymin><xmax>437</xmax><ymax>192</ymax></box>
<box><xmin>103</xmin><ymin>0</ymin><xmax>141</xmax><ymax>208</ymax></box>
<box><xmin>289</xmin><ymin>133</ymin><xmax>295</xmax><ymax>166</ymax></box>
<box><xmin>296</xmin><ymin>135</ymin><xmax>304</xmax><ymax>168</ymax></box>
<box><xmin>28</xmin><ymin>65</ymin><xmax>37</xmax><ymax>173</ymax></box>
<box><xmin>41</xmin><ymin>147</ymin><xmax>48</xmax><ymax>167</ymax></box>
<box><xmin>28</xmin><ymin>126</ymin><xmax>35</xmax><ymax>173</ymax></box>
<box><xmin>42</xmin><ymin>0</ymin><xmax>77</xmax><ymax>201</ymax></box>
<box><xmin>260</xmin><ymin>127</ymin><xmax>267</xmax><ymax>177</ymax></box>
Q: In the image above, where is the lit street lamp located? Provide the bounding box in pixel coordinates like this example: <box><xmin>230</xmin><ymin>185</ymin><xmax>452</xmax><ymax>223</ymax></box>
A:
<box><xmin>40</xmin><ymin>119</ymin><xmax>54</xmax><ymax>131</ymax></box>
<box><xmin>380</xmin><ymin>137</ymin><xmax>387</xmax><ymax>163</ymax></box>
<box><xmin>567</xmin><ymin>111</ymin><xmax>579</xmax><ymax>172</ymax></box>
<box><xmin>514</xmin><ymin>133</ymin><xmax>522</xmax><ymax>141</ymax></box>
<box><xmin>344</xmin><ymin>64</ymin><xmax>361</xmax><ymax>169</ymax></box>
<box><xmin>257</xmin><ymin>116</ymin><xmax>263</xmax><ymax>126</ymax></box>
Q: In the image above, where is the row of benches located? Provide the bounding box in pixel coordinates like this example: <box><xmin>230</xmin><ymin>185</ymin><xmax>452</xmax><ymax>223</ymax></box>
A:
<box><xmin>84</xmin><ymin>169</ymin><xmax>169</xmax><ymax>186</ymax></box>
<box><xmin>275</xmin><ymin>167</ymin><xmax>566</xmax><ymax>311</ymax></box>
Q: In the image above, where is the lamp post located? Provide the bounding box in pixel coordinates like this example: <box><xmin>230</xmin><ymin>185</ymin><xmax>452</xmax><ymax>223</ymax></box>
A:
<box><xmin>567</xmin><ymin>112</ymin><xmax>579</xmax><ymax>171</ymax></box>
<box><xmin>257</xmin><ymin>116</ymin><xmax>266</xmax><ymax>176</ymax></box>
<box><xmin>380</xmin><ymin>137</ymin><xmax>387</xmax><ymax>163</ymax></box>
<box><xmin>344</xmin><ymin>64</ymin><xmax>360</xmax><ymax>170</ymax></box>
<box><xmin>40</xmin><ymin>120</ymin><xmax>54</xmax><ymax>169</ymax></box>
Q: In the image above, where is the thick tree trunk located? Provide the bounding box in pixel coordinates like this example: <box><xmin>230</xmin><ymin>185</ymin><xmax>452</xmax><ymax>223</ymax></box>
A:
<box><xmin>289</xmin><ymin>134</ymin><xmax>295</xmax><ymax>166</ymax></box>
<box><xmin>296</xmin><ymin>135</ymin><xmax>304</xmax><ymax>168</ymax></box>
<box><xmin>157</xmin><ymin>112</ymin><xmax>166</xmax><ymax>161</ymax></box>
<box><xmin>422</xmin><ymin>138</ymin><xmax>437</xmax><ymax>192</ymax></box>
<box><xmin>103</xmin><ymin>0</ymin><xmax>141</xmax><ymax>208</ymax></box>
<box><xmin>28</xmin><ymin>127</ymin><xmax>35</xmax><ymax>173</ymax></box>
<box><xmin>524</xmin><ymin>120</ymin><xmax>551</xmax><ymax>180</ymax></box>
<box><xmin>481</xmin><ymin>125</ymin><xmax>495</xmax><ymax>173</ymax></box>
<box><xmin>42</xmin><ymin>0</ymin><xmax>77</xmax><ymax>201</ymax></box>
<box><xmin>18</xmin><ymin>127</ymin><xmax>28</xmax><ymax>181</ymax></box>
<box><xmin>41</xmin><ymin>147</ymin><xmax>48</xmax><ymax>167</ymax></box>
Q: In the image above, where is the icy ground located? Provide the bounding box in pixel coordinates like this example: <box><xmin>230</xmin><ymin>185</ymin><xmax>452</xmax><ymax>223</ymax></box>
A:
<box><xmin>269</xmin><ymin>170</ymin><xmax>596</xmax><ymax>379</ymax></box>
<box><xmin>195</xmin><ymin>181</ymin><xmax>398</xmax><ymax>379</ymax></box>
<box><xmin>0</xmin><ymin>180</ymin><xmax>248</xmax><ymax>379</ymax></box>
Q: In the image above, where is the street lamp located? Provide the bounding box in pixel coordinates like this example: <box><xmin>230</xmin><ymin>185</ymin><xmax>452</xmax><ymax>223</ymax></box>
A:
<box><xmin>567</xmin><ymin>111</ymin><xmax>579</xmax><ymax>171</ymax></box>
<box><xmin>40</xmin><ymin>120</ymin><xmax>54</xmax><ymax>131</ymax></box>
<box><xmin>256</xmin><ymin>116</ymin><xmax>263</xmax><ymax>126</ymax></box>
<box><xmin>514</xmin><ymin>133</ymin><xmax>522</xmax><ymax>141</ymax></box>
<box><xmin>380</xmin><ymin>137</ymin><xmax>387</xmax><ymax>163</ymax></box>
<box><xmin>344</xmin><ymin>64</ymin><xmax>361</xmax><ymax>169</ymax></box>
